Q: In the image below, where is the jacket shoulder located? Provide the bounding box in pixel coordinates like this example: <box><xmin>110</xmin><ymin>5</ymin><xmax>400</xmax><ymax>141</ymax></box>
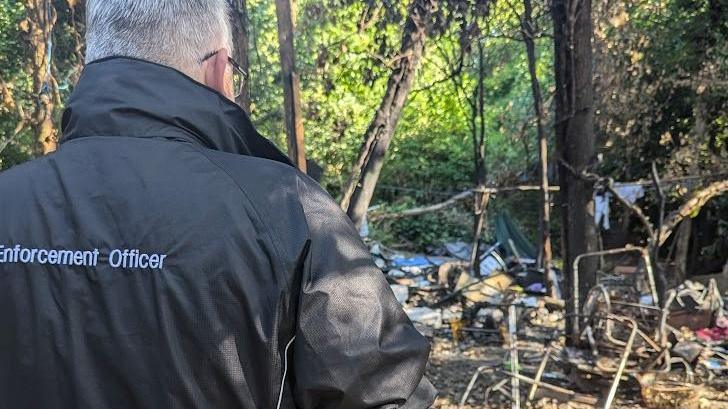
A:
<box><xmin>0</xmin><ymin>155</ymin><xmax>52</xmax><ymax>193</ymax></box>
<box><xmin>196</xmin><ymin>149</ymin><xmax>329</xmax><ymax>267</ymax></box>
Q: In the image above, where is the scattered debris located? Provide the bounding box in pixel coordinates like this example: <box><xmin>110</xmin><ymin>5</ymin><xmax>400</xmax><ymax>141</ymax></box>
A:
<box><xmin>406</xmin><ymin>306</ymin><xmax>443</xmax><ymax>329</ymax></box>
<box><xmin>390</xmin><ymin>284</ymin><xmax>409</xmax><ymax>305</ymax></box>
<box><xmin>637</xmin><ymin>372</ymin><xmax>702</xmax><ymax>409</ymax></box>
<box><xmin>372</xmin><ymin>239</ymin><xmax>728</xmax><ymax>408</ymax></box>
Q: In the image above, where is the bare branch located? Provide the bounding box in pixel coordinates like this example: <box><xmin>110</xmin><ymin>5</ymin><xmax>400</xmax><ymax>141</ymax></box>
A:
<box><xmin>658</xmin><ymin>180</ymin><xmax>728</xmax><ymax>245</ymax></box>
<box><xmin>370</xmin><ymin>190</ymin><xmax>474</xmax><ymax>221</ymax></box>
<box><xmin>369</xmin><ymin>184</ymin><xmax>561</xmax><ymax>221</ymax></box>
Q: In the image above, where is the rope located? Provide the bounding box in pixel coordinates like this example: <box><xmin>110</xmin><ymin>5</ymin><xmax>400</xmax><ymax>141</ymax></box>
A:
<box><xmin>376</xmin><ymin>172</ymin><xmax>728</xmax><ymax>198</ymax></box>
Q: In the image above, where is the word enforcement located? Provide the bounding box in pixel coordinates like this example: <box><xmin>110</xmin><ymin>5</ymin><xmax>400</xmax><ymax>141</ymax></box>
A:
<box><xmin>0</xmin><ymin>245</ymin><xmax>167</xmax><ymax>269</ymax></box>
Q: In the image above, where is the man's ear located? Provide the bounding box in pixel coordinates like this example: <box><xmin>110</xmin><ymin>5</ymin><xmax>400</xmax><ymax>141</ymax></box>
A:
<box><xmin>204</xmin><ymin>48</ymin><xmax>232</xmax><ymax>99</ymax></box>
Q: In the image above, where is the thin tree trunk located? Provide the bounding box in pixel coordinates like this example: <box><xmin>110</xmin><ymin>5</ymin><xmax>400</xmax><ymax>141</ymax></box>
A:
<box><xmin>552</xmin><ymin>0</ymin><xmax>598</xmax><ymax>343</ymax></box>
<box><xmin>340</xmin><ymin>0</ymin><xmax>437</xmax><ymax>228</ymax></box>
<box><xmin>24</xmin><ymin>0</ymin><xmax>58</xmax><ymax>155</ymax></box>
<box><xmin>471</xmin><ymin>42</ymin><xmax>488</xmax><ymax>275</ymax></box>
<box><xmin>275</xmin><ymin>0</ymin><xmax>306</xmax><ymax>172</ymax></box>
<box><xmin>470</xmin><ymin>193</ymin><xmax>491</xmax><ymax>274</ymax></box>
<box><xmin>66</xmin><ymin>0</ymin><xmax>85</xmax><ymax>86</ymax></box>
<box><xmin>229</xmin><ymin>0</ymin><xmax>251</xmax><ymax>112</ymax></box>
<box><xmin>521</xmin><ymin>0</ymin><xmax>554</xmax><ymax>298</ymax></box>
<box><xmin>673</xmin><ymin>218</ymin><xmax>692</xmax><ymax>284</ymax></box>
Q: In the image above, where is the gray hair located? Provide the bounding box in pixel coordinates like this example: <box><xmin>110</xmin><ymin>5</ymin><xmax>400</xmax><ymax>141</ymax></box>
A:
<box><xmin>85</xmin><ymin>0</ymin><xmax>232</xmax><ymax>74</ymax></box>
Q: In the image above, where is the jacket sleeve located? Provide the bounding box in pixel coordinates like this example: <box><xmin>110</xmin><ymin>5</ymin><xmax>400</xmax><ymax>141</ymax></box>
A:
<box><xmin>291</xmin><ymin>176</ymin><xmax>437</xmax><ymax>409</ymax></box>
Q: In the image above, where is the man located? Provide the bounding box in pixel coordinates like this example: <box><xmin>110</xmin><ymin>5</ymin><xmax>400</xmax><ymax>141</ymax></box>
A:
<box><xmin>0</xmin><ymin>1</ymin><xmax>436</xmax><ymax>408</ymax></box>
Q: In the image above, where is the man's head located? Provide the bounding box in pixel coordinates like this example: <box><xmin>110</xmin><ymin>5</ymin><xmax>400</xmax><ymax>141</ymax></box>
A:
<box><xmin>85</xmin><ymin>0</ymin><xmax>235</xmax><ymax>99</ymax></box>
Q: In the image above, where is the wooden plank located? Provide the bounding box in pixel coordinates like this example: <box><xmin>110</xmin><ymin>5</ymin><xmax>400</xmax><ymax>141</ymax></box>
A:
<box><xmin>274</xmin><ymin>0</ymin><xmax>307</xmax><ymax>172</ymax></box>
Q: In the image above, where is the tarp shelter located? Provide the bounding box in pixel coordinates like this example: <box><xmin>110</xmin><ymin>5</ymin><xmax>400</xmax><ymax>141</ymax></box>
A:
<box><xmin>495</xmin><ymin>211</ymin><xmax>537</xmax><ymax>260</ymax></box>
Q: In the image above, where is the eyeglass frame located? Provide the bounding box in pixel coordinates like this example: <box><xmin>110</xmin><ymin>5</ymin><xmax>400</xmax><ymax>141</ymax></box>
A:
<box><xmin>200</xmin><ymin>50</ymin><xmax>247</xmax><ymax>99</ymax></box>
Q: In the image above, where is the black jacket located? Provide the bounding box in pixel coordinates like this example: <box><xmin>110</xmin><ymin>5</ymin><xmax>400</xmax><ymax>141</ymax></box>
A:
<box><xmin>0</xmin><ymin>57</ymin><xmax>436</xmax><ymax>409</ymax></box>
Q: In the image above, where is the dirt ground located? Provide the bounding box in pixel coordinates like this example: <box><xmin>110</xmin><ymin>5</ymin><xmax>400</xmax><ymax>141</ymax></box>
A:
<box><xmin>426</xmin><ymin>334</ymin><xmax>505</xmax><ymax>408</ymax></box>
<box><xmin>425</xmin><ymin>332</ymin><xmax>728</xmax><ymax>409</ymax></box>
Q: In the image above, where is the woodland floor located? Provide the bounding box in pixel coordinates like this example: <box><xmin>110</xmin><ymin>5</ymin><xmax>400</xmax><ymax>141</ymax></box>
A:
<box><xmin>425</xmin><ymin>332</ymin><xmax>728</xmax><ymax>409</ymax></box>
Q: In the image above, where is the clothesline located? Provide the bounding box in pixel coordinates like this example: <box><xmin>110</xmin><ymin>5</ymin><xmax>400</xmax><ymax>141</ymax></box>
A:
<box><xmin>377</xmin><ymin>172</ymin><xmax>728</xmax><ymax>197</ymax></box>
<box><xmin>369</xmin><ymin>172</ymin><xmax>727</xmax><ymax>222</ymax></box>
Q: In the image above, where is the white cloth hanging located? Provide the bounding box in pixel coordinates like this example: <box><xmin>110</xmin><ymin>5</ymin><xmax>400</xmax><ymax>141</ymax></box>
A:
<box><xmin>594</xmin><ymin>191</ymin><xmax>612</xmax><ymax>230</ymax></box>
<box><xmin>593</xmin><ymin>184</ymin><xmax>645</xmax><ymax>230</ymax></box>
<box><xmin>614</xmin><ymin>184</ymin><xmax>645</xmax><ymax>204</ymax></box>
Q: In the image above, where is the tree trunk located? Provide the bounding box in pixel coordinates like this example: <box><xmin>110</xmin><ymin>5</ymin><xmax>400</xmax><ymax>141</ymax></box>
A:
<box><xmin>470</xmin><ymin>192</ymin><xmax>490</xmax><ymax>274</ymax></box>
<box><xmin>24</xmin><ymin>0</ymin><xmax>58</xmax><ymax>155</ymax></box>
<box><xmin>340</xmin><ymin>0</ymin><xmax>437</xmax><ymax>228</ymax></box>
<box><xmin>673</xmin><ymin>218</ymin><xmax>692</xmax><ymax>284</ymax></box>
<box><xmin>229</xmin><ymin>0</ymin><xmax>251</xmax><ymax>112</ymax></box>
<box><xmin>552</xmin><ymin>0</ymin><xmax>598</xmax><ymax>343</ymax></box>
<box><xmin>521</xmin><ymin>0</ymin><xmax>555</xmax><ymax>298</ymax></box>
<box><xmin>470</xmin><ymin>42</ymin><xmax>488</xmax><ymax>275</ymax></box>
<box><xmin>65</xmin><ymin>0</ymin><xmax>85</xmax><ymax>86</ymax></box>
<box><xmin>275</xmin><ymin>0</ymin><xmax>306</xmax><ymax>172</ymax></box>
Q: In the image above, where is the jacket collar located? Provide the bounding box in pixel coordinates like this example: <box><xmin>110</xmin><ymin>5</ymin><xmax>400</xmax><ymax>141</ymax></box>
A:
<box><xmin>60</xmin><ymin>56</ymin><xmax>292</xmax><ymax>166</ymax></box>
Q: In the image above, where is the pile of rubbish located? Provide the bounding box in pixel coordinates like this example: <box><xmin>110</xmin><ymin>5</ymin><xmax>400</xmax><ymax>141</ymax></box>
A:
<box><xmin>373</xmin><ymin>238</ymin><xmax>555</xmax><ymax>333</ymax></box>
<box><xmin>373</xmin><ymin>239</ymin><xmax>728</xmax><ymax>408</ymax></box>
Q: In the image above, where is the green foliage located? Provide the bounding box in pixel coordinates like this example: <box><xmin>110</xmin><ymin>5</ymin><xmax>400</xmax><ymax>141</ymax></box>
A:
<box><xmin>0</xmin><ymin>0</ymin><xmax>31</xmax><ymax>170</ymax></box>
<box><xmin>592</xmin><ymin>0</ymin><xmax>727</xmax><ymax>254</ymax></box>
<box><xmin>244</xmin><ymin>0</ymin><xmax>553</xmax><ymax>204</ymax></box>
<box><xmin>369</xmin><ymin>200</ymin><xmax>472</xmax><ymax>252</ymax></box>
<box><xmin>0</xmin><ymin>1</ymin><xmax>24</xmax><ymax>74</ymax></box>
<box><xmin>0</xmin><ymin>0</ymin><xmax>84</xmax><ymax>170</ymax></box>
<box><xmin>595</xmin><ymin>0</ymin><xmax>727</xmax><ymax>181</ymax></box>
<box><xmin>246</xmin><ymin>0</ymin><xmax>408</xmax><ymax>194</ymax></box>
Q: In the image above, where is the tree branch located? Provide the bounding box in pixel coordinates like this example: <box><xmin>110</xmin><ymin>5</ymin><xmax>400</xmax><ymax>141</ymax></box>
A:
<box><xmin>369</xmin><ymin>184</ymin><xmax>561</xmax><ymax>221</ymax></box>
<box><xmin>370</xmin><ymin>190</ymin><xmax>474</xmax><ymax>221</ymax></box>
<box><xmin>658</xmin><ymin>180</ymin><xmax>728</xmax><ymax>245</ymax></box>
